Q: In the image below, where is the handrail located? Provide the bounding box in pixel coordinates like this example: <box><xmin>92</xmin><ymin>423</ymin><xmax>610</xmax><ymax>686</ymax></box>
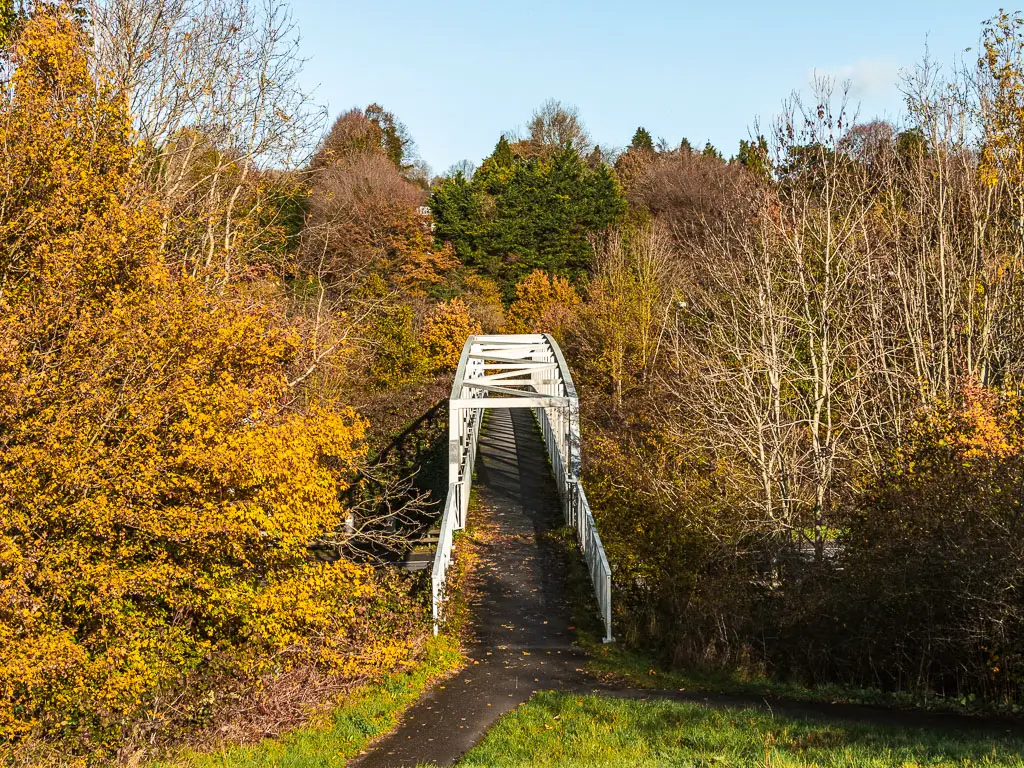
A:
<box><xmin>431</xmin><ymin>334</ymin><xmax>613</xmax><ymax>643</ymax></box>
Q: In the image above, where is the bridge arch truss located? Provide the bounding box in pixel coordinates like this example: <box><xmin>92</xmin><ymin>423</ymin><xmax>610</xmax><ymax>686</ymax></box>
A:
<box><xmin>432</xmin><ymin>334</ymin><xmax>613</xmax><ymax>643</ymax></box>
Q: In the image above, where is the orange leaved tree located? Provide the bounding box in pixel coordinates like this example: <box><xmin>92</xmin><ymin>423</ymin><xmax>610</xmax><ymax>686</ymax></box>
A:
<box><xmin>504</xmin><ymin>269</ymin><xmax>582</xmax><ymax>341</ymax></box>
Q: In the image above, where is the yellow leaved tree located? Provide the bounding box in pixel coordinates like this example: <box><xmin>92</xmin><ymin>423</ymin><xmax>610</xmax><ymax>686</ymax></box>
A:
<box><xmin>0</xmin><ymin>8</ymin><xmax>418</xmax><ymax>757</ymax></box>
<box><xmin>421</xmin><ymin>297</ymin><xmax>482</xmax><ymax>372</ymax></box>
<box><xmin>504</xmin><ymin>269</ymin><xmax>581</xmax><ymax>342</ymax></box>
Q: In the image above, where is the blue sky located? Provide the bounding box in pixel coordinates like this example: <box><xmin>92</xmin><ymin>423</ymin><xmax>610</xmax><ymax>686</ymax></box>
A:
<box><xmin>288</xmin><ymin>0</ymin><xmax>997</xmax><ymax>173</ymax></box>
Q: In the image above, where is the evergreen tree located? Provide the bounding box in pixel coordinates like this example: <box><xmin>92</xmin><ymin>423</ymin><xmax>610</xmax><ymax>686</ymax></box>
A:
<box><xmin>736</xmin><ymin>135</ymin><xmax>772</xmax><ymax>181</ymax></box>
<box><xmin>631</xmin><ymin>126</ymin><xmax>655</xmax><ymax>152</ymax></box>
<box><xmin>490</xmin><ymin>135</ymin><xmax>515</xmax><ymax>168</ymax></box>
<box><xmin>429</xmin><ymin>141</ymin><xmax>627</xmax><ymax>294</ymax></box>
<box><xmin>702</xmin><ymin>141</ymin><xmax>724</xmax><ymax>162</ymax></box>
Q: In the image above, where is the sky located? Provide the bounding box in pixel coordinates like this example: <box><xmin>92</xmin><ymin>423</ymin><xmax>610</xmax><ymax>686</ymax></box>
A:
<box><xmin>288</xmin><ymin>0</ymin><xmax>996</xmax><ymax>173</ymax></box>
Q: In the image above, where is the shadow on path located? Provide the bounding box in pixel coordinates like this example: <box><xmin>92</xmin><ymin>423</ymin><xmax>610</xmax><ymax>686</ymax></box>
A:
<box><xmin>353</xmin><ymin>410</ymin><xmax>1023</xmax><ymax>767</ymax></box>
<box><xmin>353</xmin><ymin>408</ymin><xmax>592</xmax><ymax>768</ymax></box>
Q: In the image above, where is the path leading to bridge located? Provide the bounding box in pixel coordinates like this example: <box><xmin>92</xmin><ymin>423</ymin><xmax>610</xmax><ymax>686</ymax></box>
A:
<box><xmin>353</xmin><ymin>408</ymin><xmax>592</xmax><ymax>768</ymax></box>
<box><xmin>353</xmin><ymin>408</ymin><xmax>1024</xmax><ymax>768</ymax></box>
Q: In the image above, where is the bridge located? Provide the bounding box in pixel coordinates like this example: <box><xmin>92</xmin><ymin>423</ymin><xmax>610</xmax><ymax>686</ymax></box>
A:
<box><xmin>355</xmin><ymin>334</ymin><xmax>612</xmax><ymax>767</ymax></box>
<box><xmin>431</xmin><ymin>333</ymin><xmax>613</xmax><ymax>644</ymax></box>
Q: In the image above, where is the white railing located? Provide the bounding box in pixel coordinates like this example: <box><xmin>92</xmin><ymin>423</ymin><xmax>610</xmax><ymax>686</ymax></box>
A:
<box><xmin>431</xmin><ymin>334</ymin><xmax>613</xmax><ymax>643</ymax></box>
<box><xmin>430</xmin><ymin>371</ymin><xmax>483</xmax><ymax>629</ymax></box>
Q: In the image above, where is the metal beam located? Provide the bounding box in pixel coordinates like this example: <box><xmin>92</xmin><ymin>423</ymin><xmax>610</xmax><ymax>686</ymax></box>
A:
<box><xmin>450</xmin><ymin>396</ymin><xmax>569</xmax><ymax>409</ymax></box>
<box><xmin>462</xmin><ymin>381</ymin><xmax>551</xmax><ymax>397</ymax></box>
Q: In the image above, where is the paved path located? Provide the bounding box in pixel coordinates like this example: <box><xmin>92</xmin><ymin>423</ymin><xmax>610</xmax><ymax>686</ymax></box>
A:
<box><xmin>354</xmin><ymin>408</ymin><xmax>591</xmax><ymax>768</ymax></box>
<box><xmin>353</xmin><ymin>409</ymin><xmax>1024</xmax><ymax>767</ymax></box>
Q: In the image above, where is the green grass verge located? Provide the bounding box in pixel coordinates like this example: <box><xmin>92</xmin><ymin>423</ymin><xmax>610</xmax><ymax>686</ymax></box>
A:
<box><xmin>457</xmin><ymin>691</ymin><xmax>1024</xmax><ymax>767</ymax></box>
<box><xmin>157</xmin><ymin>635</ymin><xmax>463</xmax><ymax>768</ymax></box>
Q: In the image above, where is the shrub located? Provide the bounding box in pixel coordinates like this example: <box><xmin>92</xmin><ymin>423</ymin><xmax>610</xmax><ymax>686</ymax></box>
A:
<box><xmin>0</xmin><ymin>11</ymin><xmax>422</xmax><ymax>756</ymax></box>
<box><xmin>822</xmin><ymin>384</ymin><xmax>1024</xmax><ymax>702</ymax></box>
<box><xmin>504</xmin><ymin>269</ymin><xmax>581</xmax><ymax>341</ymax></box>
<box><xmin>421</xmin><ymin>297</ymin><xmax>481</xmax><ymax>372</ymax></box>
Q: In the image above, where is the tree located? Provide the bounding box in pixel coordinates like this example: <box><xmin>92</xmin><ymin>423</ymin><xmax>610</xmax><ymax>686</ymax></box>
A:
<box><xmin>0</xmin><ymin>11</ymin><xmax>418</xmax><ymax>753</ymax></box>
<box><xmin>572</xmin><ymin>225</ymin><xmax>675</xmax><ymax>408</ymax></box>
<box><xmin>85</xmin><ymin>0</ymin><xmax>325</xmax><ymax>283</ymax></box>
<box><xmin>303</xmin><ymin>152</ymin><xmax>428</xmax><ymax>281</ymax></box>
<box><xmin>310</xmin><ymin>108</ymin><xmax>386</xmax><ymax>169</ymax></box>
<box><xmin>832</xmin><ymin>384</ymin><xmax>1024</xmax><ymax>700</ymax></box>
<box><xmin>527</xmin><ymin>98</ymin><xmax>592</xmax><ymax>155</ymax></box>
<box><xmin>626</xmin><ymin>142</ymin><xmax>760</xmax><ymax>248</ymax></box>
<box><xmin>0</xmin><ymin>0</ymin><xmax>20</xmax><ymax>47</ymax></box>
<box><xmin>701</xmin><ymin>141</ymin><xmax>724</xmax><ymax>161</ymax></box>
<box><xmin>735</xmin><ymin>135</ymin><xmax>771</xmax><ymax>181</ymax></box>
<box><xmin>631</xmin><ymin>126</ymin><xmax>655</xmax><ymax>152</ymax></box>
<box><xmin>444</xmin><ymin>158</ymin><xmax>477</xmax><ymax>179</ymax></box>
<box><xmin>505</xmin><ymin>269</ymin><xmax>581</xmax><ymax>342</ymax></box>
<box><xmin>421</xmin><ymin>298</ymin><xmax>481</xmax><ymax>372</ymax></box>
<box><xmin>430</xmin><ymin>141</ymin><xmax>628</xmax><ymax>292</ymax></box>
<box><xmin>365</xmin><ymin>102</ymin><xmax>415</xmax><ymax>169</ymax></box>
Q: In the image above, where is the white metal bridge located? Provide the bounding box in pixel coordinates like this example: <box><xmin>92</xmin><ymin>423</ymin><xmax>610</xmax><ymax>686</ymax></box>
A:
<box><xmin>431</xmin><ymin>334</ymin><xmax>613</xmax><ymax>643</ymax></box>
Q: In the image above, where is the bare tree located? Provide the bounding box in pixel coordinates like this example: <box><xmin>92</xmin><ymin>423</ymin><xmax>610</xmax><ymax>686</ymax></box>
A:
<box><xmin>443</xmin><ymin>159</ymin><xmax>477</xmax><ymax>179</ymax></box>
<box><xmin>527</xmin><ymin>98</ymin><xmax>592</xmax><ymax>155</ymax></box>
<box><xmin>662</xmin><ymin>81</ymin><xmax>884</xmax><ymax>558</ymax></box>
<box><xmin>86</xmin><ymin>0</ymin><xmax>325</xmax><ymax>280</ymax></box>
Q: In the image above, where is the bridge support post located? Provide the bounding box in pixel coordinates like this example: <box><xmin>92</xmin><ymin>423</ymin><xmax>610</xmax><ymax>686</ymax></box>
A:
<box><xmin>449</xmin><ymin>404</ymin><xmax>463</xmax><ymax>530</ymax></box>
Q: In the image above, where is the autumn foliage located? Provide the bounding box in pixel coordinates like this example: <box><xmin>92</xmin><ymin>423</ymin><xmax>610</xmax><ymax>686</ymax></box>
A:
<box><xmin>827</xmin><ymin>384</ymin><xmax>1024</xmax><ymax>700</ymax></box>
<box><xmin>0</xmin><ymin>11</ymin><xmax>420</xmax><ymax>756</ymax></box>
<box><xmin>504</xmin><ymin>269</ymin><xmax>581</xmax><ymax>341</ymax></box>
<box><xmin>422</xmin><ymin>297</ymin><xmax>482</xmax><ymax>372</ymax></box>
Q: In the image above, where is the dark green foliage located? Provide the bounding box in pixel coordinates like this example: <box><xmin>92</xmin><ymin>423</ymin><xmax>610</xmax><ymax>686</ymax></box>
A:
<box><xmin>429</xmin><ymin>140</ymin><xmax>627</xmax><ymax>294</ymax></box>
<box><xmin>736</xmin><ymin>135</ymin><xmax>771</xmax><ymax>181</ymax></box>
<box><xmin>631</xmin><ymin>126</ymin><xmax>654</xmax><ymax>152</ymax></box>
<box><xmin>426</xmin><ymin>170</ymin><xmax>485</xmax><ymax>265</ymax></box>
<box><xmin>701</xmin><ymin>141</ymin><xmax>724</xmax><ymax>161</ymax></box>
<box><xmin>896</xmin><ymin>127</ymin><xmax>928</xmax><ymax>161</ymax></box>
<box><xmin>490</xmin><ymin>135</ymin><xmax>514</xmax><ymax>168</ymax></box>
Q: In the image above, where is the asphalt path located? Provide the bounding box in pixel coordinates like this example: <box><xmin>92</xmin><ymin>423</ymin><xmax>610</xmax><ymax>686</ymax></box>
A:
<box><xmin>353</xmin><ymin>408</ymin><xmax>591</xmax><ymax>768</ymax></box>
<box><xmin>352</xmin><ymin>408</ymin><xmax>1024</xmax><ymax>767</ymax></box>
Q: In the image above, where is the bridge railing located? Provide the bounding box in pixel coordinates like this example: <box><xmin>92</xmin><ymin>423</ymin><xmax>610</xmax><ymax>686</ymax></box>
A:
<box><xmin>431</xmin><ymin>334</ymin><xmax>613</xmax><ymax>644</ymax></box>
<box><xmin>532</xmin><ymin>338</ymin><xmax>613</xmax><ymax>644</ymax></box>
<box><xmin>430</xmin><ymin>365</ymin><xmax>484</xmax><ymax>629</ymax></box>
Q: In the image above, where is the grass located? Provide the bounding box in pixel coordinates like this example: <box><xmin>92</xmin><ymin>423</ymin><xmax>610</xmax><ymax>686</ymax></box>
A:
<box><xmin>457</xmin><ymin>691</ymin><xmax>1024</xmax><ymax>767</ymax></box>
<box><xmin>156</xmin><ymin>634</ymin><xmax>463</xmax><ymax>768</ymax></box>
<box><xmin>580</xmin><ymin>624</ymin><xmax>1024</xmax><ymax>718</ymax></box>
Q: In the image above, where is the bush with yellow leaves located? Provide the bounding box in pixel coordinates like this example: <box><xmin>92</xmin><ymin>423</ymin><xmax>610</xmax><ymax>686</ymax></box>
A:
<box><xmin>0</xmin><ymin>9</ymin><xmax>422</xmax><ymax>757</ymax></box>
<box><xmin>504</xmin><ymin>269</ymin><xmax>581</xmax><ymax>342</ymax></box>
<box><xmin>421</xmin><ymin>297</ymin><xmax>482</xmax><ymax>372</ymax></box>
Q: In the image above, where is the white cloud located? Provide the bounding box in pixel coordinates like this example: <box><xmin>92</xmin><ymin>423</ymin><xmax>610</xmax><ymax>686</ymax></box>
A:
<box><xmin>810</xmin><ymin>58</ymin><xmax>901</xmax><ymax>101</ymax></box>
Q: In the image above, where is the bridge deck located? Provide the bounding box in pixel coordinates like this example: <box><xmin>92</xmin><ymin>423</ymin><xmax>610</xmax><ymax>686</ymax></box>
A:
<box><xmin>354</xmin><ymin>408</ymin><xmax>591</xmax><ymax>768</ymax></box>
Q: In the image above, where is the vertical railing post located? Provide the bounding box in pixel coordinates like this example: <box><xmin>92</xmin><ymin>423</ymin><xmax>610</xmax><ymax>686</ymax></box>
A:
<box><xmin>603</xmin><ymin>568</ymin><xmax>613</xmax><ymax>643</ymax></box>
<box><xmin>449</xmin><ymin>403</ymin><xmax>463</xmax><ymax>529</ymax></box>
